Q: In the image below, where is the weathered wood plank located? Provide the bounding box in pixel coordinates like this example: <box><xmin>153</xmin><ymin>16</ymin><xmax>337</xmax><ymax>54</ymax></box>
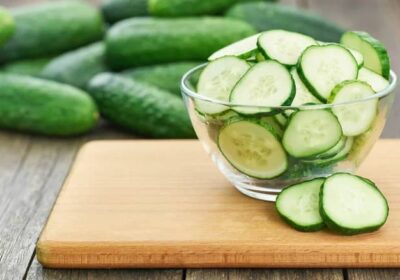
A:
<box><xmin>347</xmin><ymin>269</ymin><xmax>400</xmax><ymax>280</ymax></box>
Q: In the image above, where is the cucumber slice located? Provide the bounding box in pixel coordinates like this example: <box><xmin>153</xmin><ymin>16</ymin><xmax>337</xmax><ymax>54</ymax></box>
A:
<box><xmin>196</xmin><ymin>56</ymin><xmax>250</xmax><ymax>115</ymax></box>
<box><xmin>314</xmin><ymin>136</ymin><xmax>347</xmax><ymax>159</ymax></box>
<box><xmin>208</xmin><ymin>33</ymin><xmax>261</xmax><ymax>61</ymax></box>
<box><xmin>329</xmin><ymin>80</ymin><xmax>378</xmax><ymax>137</ymax></box>
<box><xmin>230</xmin><ymin>60</ymin><xmax>295</xmax><ymax>115</ymax></box>
<box><xmin>298</xmin><ymin>44</ymin><xmax>358</xmax><ymax>102</ymax></box>
<box><xmin>274</xmin><ymin>113</ymin><xmax>288</xmax><ymax>128</ymax></box>
<box><xmin>258</xmin><ymin>30</ymin><xmax>317</xmax><ymax>66</ymax></box>
<box><xmin>341</xmin><ymin>31</ymin><xmax>390</xmax><ymax>79</ymax></box>
<box><xmin>318</xmin><ymin>41</ymin><xmax>364</xmax><ymax>69</ymax></box>
<box><xmin>260</xmin><ymin>116</ymin><xmax>284</xmax><ymax>139</ymax></box>
<box><xmin>358</xmin><ymin>67</ymin><xmax>389</xmax><ymax>92</ymax></box>
<box><xmin>276</xmin><ymin>178</ymin><xmax>325</xmax><ymax>232</ymax></box>
<box><xmin>218</xmin><ymin>119</ymin><xmax>288</xmax><ymax>179</ymax></box>
<box><xmin>320</xmin><ymin>173</ymin><xmax>389</xmax><ymax>235</ymax></box>
<box><xmin>303</xmin><ymin>137</ymin><xmax>353</xmax><ymax>165</ymax></box>
<box><xmin>282</xmin><ymin>109</ymin><xmax>342</xmax><ymax>158</ymax></box>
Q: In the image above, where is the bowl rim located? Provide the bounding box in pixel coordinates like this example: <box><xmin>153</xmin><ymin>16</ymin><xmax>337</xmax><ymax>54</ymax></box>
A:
<box><xmin>180</xmin><ymin>63</ymin><xmax>397</xmax><ymax>110</ymax></box>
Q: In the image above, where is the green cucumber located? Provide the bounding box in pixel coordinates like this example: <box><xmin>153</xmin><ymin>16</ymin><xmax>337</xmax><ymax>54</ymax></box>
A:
<box><xmin>1</xmin><ymin>57</ymin><xmax>51</xmax><ymax>76</ymax></box>
<box><xmin>226</xmin><ymin>2</ymin><xmax>345</xmax><ymax>42</ymax></box>
<box><xmin>298</xmin><ymin>44</ymin><xmax>358</xmax><ymax>102</ymax></box>
<box><xmin>303</xmin><ymin>137</ymin><xmax>353</xmax><ymax>166</ymax></box>
<box><xmin>0</xmin><ymin>1</ymin><xmax>104</xmax><ymax>63</ymax></box>
<box><xmin>274</xmin><ymin>113</ymin><xmax>288</xmax><ymax>128</ymax></box>
<box><xmin>88</xmin><ymin>73</ymin><xmax>195</xmax><ymax>138</ymax></box>
<box><xmin>282</xmin><ymin>109</ymin><xmax>342</xmax><ymax>158</ymax></box>
<box><xmin>41</xmin><ymin>42</ymin><xmax>108</xmax><ymax>89</ymax></box>
<box><xmin>288</xmin><ymin>68</ymin><xmax>321</xmax><ymax>111</ymax></box>
<box><xmin>122</xmin><ymin>62</ymin><xmax>200</xmax><ymax>96</ymax></box>
<box><xmin>329</xmin><ymin>81</ymin><xmax>377</xmax><ymax>137</ymax></box>
<box><xmin>0</xmin><ymin>6</ymin><xmax>15</xmax><ymax>47</ymax></box>
<box><xmin>230</xmin><ymin>60</ymin><xmax>295</xmax><ymax>115</ymax></box>
<box><xmin>341</xmin><ymin>31</ymin><xmax>390</xmax><ymax>79</ymax></box>
<box><xmin>218</xmin><ymin>119</ymin><xmax>288</xmax><ymax>179</ymax></box>
<box><xmin>209</xmin><ymin>33</ymin><xmax>260</xmax><ymax>61</ymax></box>
<box><xmin>257</xmin><ymin>30</ymin><xmax>317</xmax><ymax>66</ymax></box>
<box><xmin>320</xmin><ymin>173</ymin><xmax>389</xmax><ymax>235</ymax></box>
<box><xmin>276</xmin><ymin>178</ymin><xmax>325</xmax><ymax>232</ymax></box>
<box><xmin>318</xmin><ymin>41</ymin><xmax>364</xmax><ymax>69</ymax></box>
<box><xmin>0</xmin><ymin>74</ymin><xmax>98</xmax><ymax>136</ymax></box>
<box><xmin>358</xmin><ymin>67</ymin><xmax>389</xmax><ymax>92</ymax></box>
<box><xmin>260</xmin><ymin>116</ymin><xmax>284</xmax><ymax>139</ymax></box>
<box><xmin>106</xmin><ymin>17</ymin><xmax>256</xmax><ymax>69</ymax></box>
<box><xmin>101</xmin><ymin>0</ymin><xmax>148</xmax><ymax>24</ymax></box>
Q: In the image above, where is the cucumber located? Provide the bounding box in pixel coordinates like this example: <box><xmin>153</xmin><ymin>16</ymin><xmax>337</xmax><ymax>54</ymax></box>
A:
<box><xmin>101</xmin><ymin>0</ymin><xmax>148</xmax><ymax>24</ymax></box>
<box><xmin>358</xmin><ymin>67</ymin><xmax>389</xmax><ymax>92</ymax></box>
<box><xmin>258</xmin><ymin>30</ymin><xmax>316</xmax><ymax>66</ymax></box>
<box><xmin>0</xmin><ymin>1</ymin><xmax>104</xmax><ymax>63</ymax></box>
<box><xmin>313</xmin><ymin>136</ymin><xmax>347</xmax><ymax>159</ymax></box>
<box><xmin>303</xmin><ymin>137</ymin><xmax>353</xmax><ymax>166</ymax></box>
<box><xmin>320</xmin><ymin>173</ymin><xmax>389</xmax><ymax>235</ymax></box>
<box><xmin>329</xmin><ymin>81</ymin><xmax>377</xmax><ymax>137</ymax></box>
<box><xmin>282</xmin><ymin>109</ymin><xmax>342</xmax><ymax>158</ymax></box>
<box><xmin>218</xmin><ymin>119</ymin><xmax>287</xmax><ymax>179</ymax></box>
<box><xmin>197</xmin><ymin>56</ymin><xmax>250</xmax><ymax>115</ymax></box>
<box><xmin>298</xmin><ymin>44</ymin><xmax>358</xmax><ymax>102</ymax></box>
<box><xmin>41</xmin><ymin>42</ymin><xmax>108</xmax><ymax>89</ymax></box>
<box><xmin>0</xmin><ymin>74</ymin><xmax>98</xmax><ymax>136</ymax></box>
<box><xmin>276</xmin><ymin>178</ymin><xmax>325</xmax><ymax>232</ymax></box>
<box><xmin>88</xmin><ymin>73</ymin><xmax>196</xmax><ymax>138</ymax></box>
<box><xmin>288</xmin><ymin>68</ymin><xmax>321</xmax><ymax>110</ymax></box>
<box><xmin>106</xmin><ymin>17</ymin><xmax>256</xmax><ymax>69</ymax></box>
<box><xmin>274</xmin><ymin>113</ymin><xmax>288</xmax><ymax>128</ymax></box>
<box><xmin>122</xmin><ymin>62</ymin><xmax>200</xmax><ymax>96</ymax></box>
<box><xmin>1</xmin><ymin>57</ymin><xmax>51</xmax><ymax>76</ymax></box>
<box><xmin>260</xmin><ymin>116</ymin><xmax>284</xmax><ymax>139</ymax></box>
<box><xmin>226</xmin><ymin>2</ymin><xmax>345</xmax><ymax>42</ymax></box>
<box><xmin>230</xmin><ymin>60</ymin><xmax>295</xmax><ymax>115</ymax></box>
<box><xmin>0</xmin><ymin>6</ymin><xmax>15</xmax><ymax>47</ymax></box>
<box><xmin>209</xmin><ymin>33</ymin><xmax>260</xmax><ymax>61</ymax></box>
<box><xmin>318</xmin><ymin>41</ymin><xmax>364</xmax><ymax>69</ymax></box>
<box><xmin>341</xmin><ymin>31</ymin><xmax>390</xmax><ymax>79</ymax></box>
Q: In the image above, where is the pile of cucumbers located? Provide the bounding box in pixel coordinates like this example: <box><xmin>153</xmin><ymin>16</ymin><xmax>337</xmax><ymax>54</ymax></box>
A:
<box><xmin>0</xmin><ymin>0</ymin><xmax>352</xmax><ymax>138</ymax></box>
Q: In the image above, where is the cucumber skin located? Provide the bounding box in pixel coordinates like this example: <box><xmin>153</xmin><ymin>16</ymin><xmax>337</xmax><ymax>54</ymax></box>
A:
<box><xmin>276</xmin><ymin>178</ymin><xmax>326</xmax><ymax>232</ymax></box>
<box><xmin>106</xmin><ymin>17</ymin><xmax>256</xmax><ymax>69</ymax></box>
<box><xmin>122</xmin><ymin>62</ymin><xmax>201</xmax><ymax>96</ymax></box>
<box><xmin>319</xmin><ymin>173</ymin><xmax>389</xmax><ymax>235</ymax></box>
<box><xmin>327</xmin><ymin>80</ymin><xmax>374</xmax><ymax>103</ymax></box>
<box><xmin>41</xmin><ymin>42</ymin><xmax>108</xmax><ymax>89</ymax></box>
<box><xmin>0</xmin><ymin>74</ymin><xmax>99</xmax><ymax>136</ymax></box>
<box><xmin>1</xmin><ymin>57</ymin><xmax>51</xmax><ymax>76</ymax></box>
<box><xmin>0</xmin><ymin>7</ymin><xmax>15</xmax><ymax>47</ymax></box>
<box><xmin>0</xmin><ymin>1</ymin><xmax>104</xmax><ymax>63</ymax></box>
<box><xmin>101</xmin><ymin>0</ymin><xmax>148</xmax><ymax>24</ymax></box>
<box><xmin>88</xmin><ymin>73</ymin><xmax>196</xmax><ymax>139</ymax></box>
<box><xmin>226</xmin><ymin>2</ymin><xmax>345</xmax><ymax>42</ymax></box>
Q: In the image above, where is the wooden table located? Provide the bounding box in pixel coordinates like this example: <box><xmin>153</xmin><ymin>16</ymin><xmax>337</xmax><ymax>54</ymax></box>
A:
<box><xmin>1</xmin><ymin>0</ymin><xmax>400</xmax><ymax>279</ymax></box>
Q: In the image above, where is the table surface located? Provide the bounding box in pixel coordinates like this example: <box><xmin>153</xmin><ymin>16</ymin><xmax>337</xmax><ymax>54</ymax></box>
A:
<box><xmin>1</xmin><ymin>0</ymin><xmax>400</xmax><ymax>279</ymax></box>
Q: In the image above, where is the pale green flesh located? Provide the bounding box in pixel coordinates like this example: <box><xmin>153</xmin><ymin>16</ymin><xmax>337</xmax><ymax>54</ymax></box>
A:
<box><xmin>274</xmin><ymin>113</ymin><xmax>288</xmax><ymax>127</ymax></box>
<box><xmin>283</xmin><ymin>110</ymin><xmax>342</xmax><ymax>158</ymax></box>
<box><xmin>290</xmin><ymin>68</ymin><xmax>321</xmax><ymax>107</ymax></box>
<box><xmin>318</xmin><ymin>41</ymin><xmax>364</xmax><ymax>68</ymax></box>
<box><xmin>358</xmin><ymin>67</ymin><xmax>389</xmax><ymax>92</ymax></box>
<box><xmin>259</xmin><ymin>30</ymin><xmax>317</xmax><ymax>65</ymax></box>
<box><xmin>218</xmin><ymin>121</ymin><xmax>287</xmax><ymax>179</ymax></box>
<box><xmin>323</xmin><ymin>174</ymin><xmax>387</xmax><ymax>229</ymax></box>
<box><xmin>331</xmin><ymin>82</ymin><xmax>377</xmax><ymax>137</ymax></box>
<box><xmin>208</xmin><ymin>33</ymin><xmax>261</xmax><ymax>61</ymax></box>
<box><xmin>230</xmin><ymin>60</ymin><xmax>293</xmax><ymax>114</ymax></box>
<box><xmin>196</xmin><ymin>56</ymin><xmax>250</xmax><ymax>114</ymax></box>
<box><xmin>304</xmin><ymin>137</ymin><xmax>353</xmax><ymax>164</ymax></box>
<box><xmin>277</xmin><ymin>178</ymin><xmax>324</xmax><ymax>227</ymax></box>
<box><xmin>316</xmin><ymin>136</ymin><xmax>347</xmax><ymax>158</ymax></box>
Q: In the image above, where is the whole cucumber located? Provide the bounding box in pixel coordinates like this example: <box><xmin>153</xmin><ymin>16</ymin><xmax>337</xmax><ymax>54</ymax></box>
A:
<box><xmin>0</xmin><ymin>1</ymin><xmax>104</xmax><ymax>63</ymax></box>
<box><xmin>1</xmin><ymin>57</ymin><xmax>51</xmax><ymax>76</ymax></box>
<box><xmin>88</xmin><ymin>73</ymin><xmax>196</xmax><ymax>138</ymax></box>
<box><xmin>101</xmin><ymin>0</ymin><xmax>148</xmax><ymax>24</ymax></box>
<box><xmin>0</xmin><ymin>74</ymin><xmax>99</xmax><ymax>136</ymax></box>
<box><xmin>106</xmin><ymin>17</ymin><xmax>256</xmax><ymax>69</ymax></box>
<box><xmin>0</xmin><ymin>6</ymin><xmax>14</xmax><ymax>47</ymax></box>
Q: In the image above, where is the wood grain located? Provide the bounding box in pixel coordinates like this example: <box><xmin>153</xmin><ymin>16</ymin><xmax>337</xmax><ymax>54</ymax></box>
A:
<box><xmin>36</xmin><ymin>139</ymin><xmax>400</xmax><ymax>269</ymax></box>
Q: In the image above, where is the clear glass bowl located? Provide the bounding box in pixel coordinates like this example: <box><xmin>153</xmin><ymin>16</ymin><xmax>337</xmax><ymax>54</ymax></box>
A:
<box><xmin>181</xmin><ymin>64</ymin><xmax>397</xmax><ymax>201</ymax></box>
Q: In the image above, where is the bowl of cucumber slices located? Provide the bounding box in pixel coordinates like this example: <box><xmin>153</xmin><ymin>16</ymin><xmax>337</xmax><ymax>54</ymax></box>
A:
<box><xmin>181</xmin><ymin>29</ymin><xmax>397</xmax><ymax>202</ymax></box>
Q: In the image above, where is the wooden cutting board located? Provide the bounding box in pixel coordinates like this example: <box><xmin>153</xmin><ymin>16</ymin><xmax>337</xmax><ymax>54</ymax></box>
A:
<box><xmin>37</xmin><ymin>139</ymin><xmax>400</xmax><ymax>268</ymax></box>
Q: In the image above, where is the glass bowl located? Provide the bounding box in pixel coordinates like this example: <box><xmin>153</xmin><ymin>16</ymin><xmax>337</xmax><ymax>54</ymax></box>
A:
<box><xmin>181</xmin><ymin>64</ymin><xmax>397</xmax><ymax>201</ymax></box>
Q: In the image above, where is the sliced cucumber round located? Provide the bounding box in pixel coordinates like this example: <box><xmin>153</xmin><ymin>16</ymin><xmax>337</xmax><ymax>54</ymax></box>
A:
<box><xmin>318</xmin><ymin>41</ymin><xmax>364</xmax><ymax>69</ymax></box>
<box><xmin>208</xmin><ymin>33</ymin><xmax>261</xmax><ymax>61</ymax></box>
<box><xmin>196</xmin><ymin>57</ymin><xmax>250</xmax><ymax>115</ymax></box>
<box><xmin>257</xmin><ymin>30</ymin><xmax>317</xmax><ymax>66</ymax></box>
<box><xmin>274</xmin><ymin>113</ymin><xmax>288</xmax><ymax>128</ymax></box>
<box><xmin>230</xmin><ymin>60</ymin><xmax>294</xmax><ymax>115</ymax></box>
<box><xmin>329</xmin><ymin>80</ymin><xmax>378</xmax><ymax>137</ymax></box>
<box><xmin>276</xmin><ymin>178</ymin><xmax>325</xmax><ymax>232</ymax></box>
<box><xmin>260</xmin><ymin>116</ymin><xmax>284</xmax><ymax>139</ymax></box>
<box><xmin>298</xmin><ymin>44</ymin><xmax>358</xmax><ymax>102</ymax></box>
<box><xmin>358</xmin><ymin>67</ymin><xmax>389</xmax><ymax>92</ymax></box>
<box><xmin>282</xmin><ymin>109</ymin><xmax>342</xmax><ymax>158</ymax></box>
<box><xmin>303</xmin><ymin>137</ymin><xmax>353</xmax><ymax>166</ymax></box>
<box><xmin>341</xmin><ymin>31</ymin><xmax>390</xmax><ymax>79</ymax></box>
<box><xmin>313</xmin><ymin>136</ymin><xmax>347</xmax><ymax>160</ymax></box>
<box><xmin>218</xmin><ymin>119</ymin><xmax>288</xmax><ymax>179</ymax></box>
<box><xmin>320</xmin><ymin>173</ymin><xmax>389</xmax><ymax>235</ymax></box>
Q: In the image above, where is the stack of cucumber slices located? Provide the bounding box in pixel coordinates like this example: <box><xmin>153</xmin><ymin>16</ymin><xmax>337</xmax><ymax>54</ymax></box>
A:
<box><xmin>196</xmin><ymin>29</ymin><xmax>391</xmax><ymax>180</ymax></box>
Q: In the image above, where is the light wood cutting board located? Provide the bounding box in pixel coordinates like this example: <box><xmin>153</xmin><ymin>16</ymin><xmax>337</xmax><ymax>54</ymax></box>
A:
<box><xmin>37</xmin><ymin>140</ymin><xmax>400</xmax><ymax>268</ymax></box>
